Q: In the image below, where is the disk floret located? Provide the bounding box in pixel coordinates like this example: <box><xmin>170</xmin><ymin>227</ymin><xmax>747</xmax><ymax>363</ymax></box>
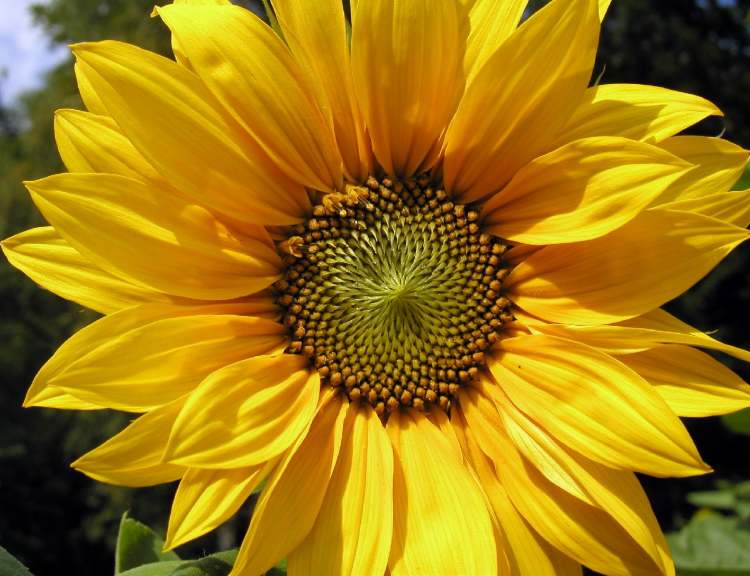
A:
<box><xmin>275</xmin><ymin>175</ymin><xmax>513</xmax><ymax>415</ymax></box>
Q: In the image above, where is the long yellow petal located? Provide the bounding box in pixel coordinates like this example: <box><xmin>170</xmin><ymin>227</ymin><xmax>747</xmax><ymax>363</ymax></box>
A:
<box><xmin>459</xmin><ymin>400</ymin><xmax>670</xmax><ymax>576</ymax></box>
<box><xmin>157</xmin><ymin>4</ymin><xmax>343</xmax><ymax>192</ymax></box>
<box><xmin>620</xmin><ymin>344</ymin><xmax>750</xmax><ymax>417</ymax></box>
<box><xmin>24</xmin><ymin>300</ymin><xmax>275</xmax><ymax>409</ymax></box>
<box><xmin>165</xmin><ymin>355</ymin><xmax>317</xmax><ymax>469</ymax></box>
<box><xmin>508</xmin><ymin>209</ymin><xmax>749</xmax><ymax>325</ymax></box>
<box><xmin>27</xmin><ymin>173</ymin><xmax>281</xmax><ymax>300</ymax></box>
<box><xmin>556</xmin><ymin>84</ymin><xmax>722</xmax><ymax>147</ymax></box>
<box><xmin>165</xmin><ymin>462</ymin><xmax>272</xmax><ymax>550</ymax></box>
<box><xmin>74</xmin><ymin>61</ymin><xmax>107</xmax><ymax>115</ymax></box>
<box><xmin>1</xmin><ymin>227</ymin><xmax>174</xmax><ymax>314</ymax></box>
<box><xmin>272</xmin><ymin>0</ymin><xmax>372</xmax><ymax>181</ymax></box>
<box><xmin>455</xmin><ymin>411</ymin><xmax>582</xmax><ymax>576</ymax></box>
<box><xmin>488</xmin><ymin>334</ymin><xmax>709</xmax><ymax>476</ymax></box>
<box><xmin>387</xmin><ymin>410</ymin><xmax>497</xmax><ymax>575</ymax></box>
<box><xmin>289</xmin><ymin>403</ymin><xmax>393</xmax><ymax>576</ymax></box>
<box><xmin>165</xmin><ymin>0</ymin><xmax>230</xmax><ymax>71</ymax></box>
<box><xmin>72</xmin><ymin>40</ymin><xmax>308</xmax><ymax>226</ymax></box>
<box><xmin>484</xmin><ymin>137</ymin><xmax>690</xmax><ymax>244</ymax></box>
<box><xmin>491</xmin><ymin>386</ymin><xmax>674</xmax><ymax>574</ymax></box>
<box><xmin>654</xmin><ymin>136</ymin><xmax>749</xmax><ymax>204</ymax></box>
<box><xmin>232</xmin><ymin>394</ymin><xmax>347</xmax><ymax>576</ymax></box>
<box><xmin>72</xmin><ymin>398</ymin><xmax>186</xmax><ymax>487</ymax></box>
<box><xmin>658</xmin><ymin>190</ymin><xmax>750</xmax><ymax>228</ymax></box>
<box><xmin>463</xmin><ymin>0</ymin><xmax>527</xmax><ymax>83</ymax></box>
<box><xmin>54</xmin><ymin>109</ymin><xmax>159</xmax><ymax>180</ymax></box>
<box><xmin>444</xmin><ymin>0</ymin><xmax>599</xmax><ymax>202</ymax></box>
<box><xmin>51</xmin><ymin>315</ymin><xmax>286</xmax><ymax>412</ymax></box>
<box><xmin>532</xmin><ymin>307</ymin><xmax>750</xmax><ymax>363</ymax></box>
<box><xmin>351</xmin><ymin>0</ymin><xmax>462</xmax><ymax>177</ymax></box>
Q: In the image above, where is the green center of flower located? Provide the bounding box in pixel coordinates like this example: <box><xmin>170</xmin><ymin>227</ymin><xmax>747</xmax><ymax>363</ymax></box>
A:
<box><xmin>275</xmin><ymin>176</ymin><xmax>512</xmax><ymax>415</ymax></box>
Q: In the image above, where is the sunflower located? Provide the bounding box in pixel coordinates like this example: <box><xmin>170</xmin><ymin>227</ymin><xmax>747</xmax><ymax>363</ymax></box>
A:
<box><xmin>4</xmin><ymin>0</ymin><xmax>750</xmax><ymax>573</ymax></box>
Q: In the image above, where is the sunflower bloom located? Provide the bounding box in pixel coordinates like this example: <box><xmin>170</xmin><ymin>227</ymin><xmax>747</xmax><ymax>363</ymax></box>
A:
<box><xmin>5</xmin><ymin>0</ymin><xmax>750</xmax><ymax>573</ymax></box>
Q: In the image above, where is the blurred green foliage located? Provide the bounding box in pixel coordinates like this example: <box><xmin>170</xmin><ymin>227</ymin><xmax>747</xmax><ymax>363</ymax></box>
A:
<box><xmin>0</xmin><ymin>1</ymin><xmax>749</xmax><ymax>575</ymax></box>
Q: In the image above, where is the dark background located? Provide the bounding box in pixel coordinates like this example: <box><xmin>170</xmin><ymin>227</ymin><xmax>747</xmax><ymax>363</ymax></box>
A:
<box><xmin>1</xmin><ymin>0</ymin><xmax>749</xmax><ymax>573</ymax></box>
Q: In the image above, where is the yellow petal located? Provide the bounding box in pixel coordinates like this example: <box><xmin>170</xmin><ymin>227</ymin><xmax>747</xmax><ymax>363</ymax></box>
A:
<box><xmin>24</xmin><ymin>300</ymin><xmax>275</xmax><ymax>409</ymax></box>
<box><xmin>74</xmin><ymin>61</ymin><xmax>107</xmax><ymax>115</ymax></box>
<box><xmin>658</xmin><ymin>189</ymin><xmax>750</xmax><ymax>228</ymax></box>
<box><xmin>72</xmin><ymin>398</ymin><xmax>186</xmax><ymax>487</ymax></box>
<box><xmin>463</xmin><ymin>0</ymin><xmax>527</xmax><ymax>84</ymax></box>
<box><xmin>51</xmin><ymin>314</ymin><xmax>287</xmax><ymax>412</ymax></box>
<box><xmin>387</xmin><ymin>410</ymin><xmax>497</xmax><ymax>575</ymax></box>
<box><xmin>532</xmin><ymin>307</ymin><xmax>750</xmax><ymax>363</ymax></box>
<box><xmin>72</xmin><ymin>40</ymin><xmax>308</xmax><ymax>226</ymax></box>
<box><xmin>619</xmin><ymin>344</ymin><xmax>750</xmax><ymax>417</ymax></box>
<box><xmin>54</xmin><ymin>109</ymin><xmax>159</xmax><ymax>180</ymax></box>
<box><xmin>164</xmin><ymin>0</ymin><xmax>231</xmax><ymax>71</ymax></box>
<box><xmin>456</xmin><ymin>413</ymin><xmax>583</xmax><ymax>576</ymax></box>
<box><xmin>232</xmin><ymin>394</ymin><xmax>347</xmax><ymax>576</ymax></box>
<box><xmin>653</xmin><ymin>136</ymin><xmax>749</xmax><ymax>204</ymax></box>
<box><xmin>488</xmin><ymin>334</ymin><xmax>709</xmax><ymax>476</ymax></box>
<box><xmin>490</xmin><ymin>386</ymin><xmax>674</xmax><ymax>574</ymax></box>
<box><xmin>157</xmin><ymin>4</ymin><xmax>343</xmax><ymax>192</ymax></box>
<box><xmin>444</xmin><ymin>0</ymin><xmax>599</xmax><ymax>202</ymax></box>
<box><xmin>27</xmin><ymin>173</ymin><xmax>281</xmax><ymax>300</ymax></box>
<box><xmin>556</xmin><ymin>84</ymin><xmax>722</xmax><ymax>147</ymax></box>
<box><xmin>165</xmin><ymin>462</ymin><xmax>272</xmax><ymax>550</ymax></box>
<box><xmin>351</xmin><ymin>0</ymin><xmax>462</xmax><ymax>177</ymax></box>
<box><xmin>288</xmin><ymin>403</ymin><xmax>393</xmax><ymax>576</ymax></box>
<box><xmin>1</xmin><ymin>227</ymin><xmax>174</xmax><ymax>314</ymax></box>
<box><xmin>272</xmin><ymin>0</ymin><xmax>372</xmax><ymax>181</ymax></box>
<box><xmin>459</xmin><ymin>399</ymin><xmax>671</xmax><ymax>576</ymax></box>
<box><xmin>484</xmin><ymin>137</ymin><xmax>690</xmax><ymax>244</ymax></box>
<box><xmin>165</xmin><ymin>355</ymin><xmax>317</xmax><ymax>468</ymax></box>
<box><xmin>508</xmin><ymin>209</ymin><xmax>749</xmax><ymax>325</ymax></box>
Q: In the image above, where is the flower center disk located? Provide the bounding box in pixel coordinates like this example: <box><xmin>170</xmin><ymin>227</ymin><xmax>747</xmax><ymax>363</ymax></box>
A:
<box><xmin>275</xmin><ymin>176</ymin><xmax>513</xmax><ymax>415</ymax></box>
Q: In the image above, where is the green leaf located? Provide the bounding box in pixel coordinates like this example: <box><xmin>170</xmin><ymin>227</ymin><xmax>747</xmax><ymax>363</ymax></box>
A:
<box><xmin>118</xmin><ymin>551</ymin><xmax>238</xmax><ymax>576</ymax></box>
<box><xmin>667</xmin><ymin>512</ymin><xmax>750</xmax><ymax>575</ymax></box>
<box><xmin>0</xmin><ymin>546</ymin><xmax>34</xmax><ymax>576</ymax></box>
<box><xmin>115</xmin><ymin>513</ymin><xmax>180</xmax><ymax>574</ymax></box>
<box><xmin>723</xmin><ymin>409</ymin><xmax>750</xmax><ymax>436</ymax></box>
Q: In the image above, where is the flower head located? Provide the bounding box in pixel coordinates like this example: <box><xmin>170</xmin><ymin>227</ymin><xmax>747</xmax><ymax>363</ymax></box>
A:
<box><xmin>4</xmin><ymin>0</ymin><xmax>750</xmax><ymax>574</ymax></box>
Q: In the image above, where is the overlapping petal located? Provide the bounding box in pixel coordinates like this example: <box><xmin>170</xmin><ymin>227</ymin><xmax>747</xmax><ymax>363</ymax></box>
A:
<box><xmin>157</xmin><ymin>3</ymin><xmax>343</xmax><ymax>191</ymax></box>
<box><xmin>272</xmin><ymin>0</ymin><xmax>372</xmax><ymax>181</ymax></box>
<box><xmin>658</xmin><ymin>190</ymin><xmax>750</xmax><ymax>228</ymax></box>
<box><xmin>72</xmin><ymin>40</ymin><xmax>308</xmax><ymax>226</ymax></box>
<box><xmin>232</xmin><ymin>393</ymin><xmax>347</xmax><ymax>576</ymax></box>
<box><xmin>532</xmin><ymin>308</ymin><xmax>750</xmax><ymax>363</ymax></box>
<box><xmin>387</xmin><ymin>410</ymin><xmax>497</xmax><ymax>575</ymax></box>
<box><xmin>289</xmin><ymin>403</ymin><xmax>393</xmax><ymax>576</ymax></box>
<box><xmin>444</xmin><ymin>0</ymin><xmax>599</xmax><ymax>201</ymax></box>
<box><xmin>72</xmin><ymin>398</ymin><xmax>186</xmax><ymax>487</ymax></box>
<box><xmin>556</xmin><ymin>84</ymin><xmax>721</xmax><ymax>146</ymax></box>
<box><xmin>459</xmin><ymin>395</ymin><xmax>673</xmax><ymax>575</ymax></box>
<box><xmin>653</xmin><ymin>136</ymin><xmax>749</xmax><ymax>204</ymax></box>
<box><xmin>165</xmin><ymin>354</ymin><xmax>317</xmax><ymax>469</ymax></box>
<box><xmin>619</xmin><ymin>344</ymin><xmax>750</xmax><ymax>417</ymax></box>
<box><xmin>507</xmin><ymin>209</ymin><xmax>749</xmax><ymax>325</ymax></box>
<box><xmin>352</xmin><ymin>0</ymin><xmax>462</xmax><ymax>176</ymax></box>
<box><xmin>1</xmin><ymin>227</ymin><xmax>173</xmax><ymax>314</ymax></box>
<box><xmin>165</xmin><ymin>462</ymin><xmax>273</xmax><ymax>550</ymax></box>
<box><xmin>24</xmin><ymin>301</ymin><xmax>276</xmax><ymax>409</ymax></box>
<box><xmin>483</xmin><ymin>137</ymin><xmax>691</xmax><ymax>244</ymax></box>
<box><xmin>488</xmin><ymin>334</ymin><xmax>709</xmax><ymax>476</ymax></box>
<box><xmin>27</xmin><ymin>173</ymin><xmax>281</xmax><ymax>300</ymax></box>
<box><xmin>462</xmin><ymin>0</ymin><xmax>527</xmax><ymax>83</ymax></box>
